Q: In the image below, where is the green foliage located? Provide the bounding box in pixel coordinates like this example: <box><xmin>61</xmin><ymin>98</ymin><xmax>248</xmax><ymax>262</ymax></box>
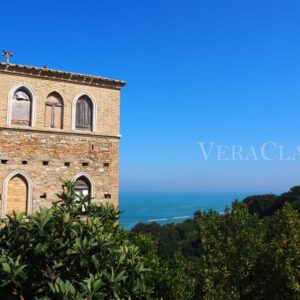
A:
<box><xmin>244</xmin><ymin>185</ymin><xmax>300</xmax><ymax>217</ymax></box>
<box><xmin>2</xmin><ymin>182</ymin><xmax>300</xmax><ymax>299</ymax></box>
<box><xmin>197</xmin><ymin>202</ymin><xmax>266</xmax><ymax>300</ymax></box>
<box><xmin>131</xmin><ymin>219</ymin><xmax>200</xmax><ymax>262</ymax></box>
<box><xmin>0</xmin><ymin>181</ymin><xmax>152</xmax><ymax>299</ymax></box>
<box><xmin>0</xmin><ymin>254</ymin><xmax>27</xmax><ymax>292</ymax></box>
<box><xmin>133</xmin><ymin>233</ymin><xmax>196</xmax><ymax>300</ymax></box>
<box><xmin>131</xmin><ymin>189</ymin><xmax>300</xmax><ymax>300</ymax></box>
<box><xmin>264</xmin><ymin>203</ymin><xmax>300</xmax><ymax>299</ymax></box>
<box><xmin>243</xmin><ymin>194</ymin><xmax>282</xmax><ymax>217</ymax></box>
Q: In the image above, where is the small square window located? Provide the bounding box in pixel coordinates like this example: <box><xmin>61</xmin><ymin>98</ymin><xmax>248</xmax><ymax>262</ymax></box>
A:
<box><xmin>43</xmin><ymin>161</ymin><xmax>49</xmax><ymax>166</ymax></box>
<box><xmin>64</xmin><ymin>162</ymin><xmax>70</xmax><ymax>167</ymax></box>
<box><xmin>82</xmin><ymin>162</ymin><xmax>89</xmax><ymax>167</ymax></box>
<box><xmin>103</xmin><ymin>162</ymin><xmax>110</xmax><ymax>167</ymax></box>
<box><xmin>104</xmin><ymin>193</ymin><xmax>111</xmax><ymax>199</ymax></box>
<box><xmin>22</xmin><ymin>160</ymin><xmax>28</xmax><ymax>165</ymax></box>
<box><xmin>1</xmin><ymin>160</ymin><xmax>8</xmax><ymax>164</ymax></box>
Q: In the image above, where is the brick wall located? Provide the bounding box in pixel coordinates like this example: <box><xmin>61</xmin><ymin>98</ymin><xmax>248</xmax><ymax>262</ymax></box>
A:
<box><xmin>0</xmin><ymin>69</ymin><xmax>122</xmax><ymax>215</ymax></box>
<box><xmin>0</xmin><ymin>72</ymin><xmax>121</xmax><ymax>136</ymax></box>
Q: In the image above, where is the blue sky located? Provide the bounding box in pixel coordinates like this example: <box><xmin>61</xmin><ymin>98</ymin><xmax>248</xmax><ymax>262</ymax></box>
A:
<box><xmin>1</xmin><ymin>0</ymin><xmax>300</xmax><ymax>193</ymax></box>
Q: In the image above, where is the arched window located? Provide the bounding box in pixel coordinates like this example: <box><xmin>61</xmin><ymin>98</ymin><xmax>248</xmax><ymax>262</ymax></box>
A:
<box><xmin>45</xmin><ymin>92</ymin><xmax>64</xmax><ymax>129</ymax></box>
<box><xmin>11</xmin><ymin>88</ymin><xmax>32</xmax><ymax>126</ymax></box>
<box><xmin>75</xmin><ymin>95</ymin><xmax>93</xmax><ymax>131</ymax></box>
<box><xmin>74</xmin><ymin>176</ymin><xmax>91</xmax><ymax>197</ymax></box>
<box><xmin>1</xmin><ymin>170</ymin><xmax>33</xmax><ymax>218</ymax></box>
<box><xmin>7</xmin><ymin>175</ymin><xmax>28</xmax><ymax>215</ymax></box>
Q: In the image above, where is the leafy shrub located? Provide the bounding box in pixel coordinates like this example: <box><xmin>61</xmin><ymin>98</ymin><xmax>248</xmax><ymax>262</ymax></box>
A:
<box><xmin>2</xmin><ymin>182</ymin><xmax>300</xmax><ymax>300</ymax></box>
<box><xmin>0</xmin><ymin>181</ymin><xmax>152</xmax><ymax>299</ymax></box>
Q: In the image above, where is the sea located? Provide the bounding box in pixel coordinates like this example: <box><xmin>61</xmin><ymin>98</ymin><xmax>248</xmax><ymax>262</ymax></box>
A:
<box><xmin>119</xmin><ymin>191</ymin><xmax>251</xmax><ymax>229</ymax></box>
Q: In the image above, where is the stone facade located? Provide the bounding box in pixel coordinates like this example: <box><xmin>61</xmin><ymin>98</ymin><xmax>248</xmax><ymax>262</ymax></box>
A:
<box><xmin>0</xmin><ymin>63</ymin><xmax>125</xmax><ymax>217</ymax></box>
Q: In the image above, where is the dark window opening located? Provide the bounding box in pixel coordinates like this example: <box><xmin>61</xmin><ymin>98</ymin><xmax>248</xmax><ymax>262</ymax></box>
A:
<box><xmin>103</xmin><ymin>162</ymin><xmax>110</xmax><ymax>167</ymax></box>
<box><xmin>82</xmin><ymin>162</ymin><xmax>89</xmax><ymax>167</ymax></box>
<box><xmin>1</xmin><ymin>160</ymin><xmax>8</xmax><ymax>164</ymax></box>
<box><xmin>75</xmin><ymin>95</ymin><xmax>93</xmax><ymax>131</ymax></box>
<box><xmin>64</xmin><ymin>162</ymin><xmax>70</xmax><ymax>167</ymax></box>
<box><xmin>75</xmin><ymin>177</ymin><xmax>91</xmax><ymax>197</ymax></box>
<box><xmin>43</xmin><ymin>161</ymin><xmax>49</xmax><ymax>166</ymax></box>
<box><xmin>74</xmin><ymin>177</ymin><xmax>91</xmax><ymax>211</ymax></box>
<box><xmin>104</xmin><ymin>193</ymin><xmax>111</xmax><ymax>199</ymax></box>
<box><xmin>22</xmin><ymin>160</ymin><xmax>28</xmax><ymax>165</ymax></box>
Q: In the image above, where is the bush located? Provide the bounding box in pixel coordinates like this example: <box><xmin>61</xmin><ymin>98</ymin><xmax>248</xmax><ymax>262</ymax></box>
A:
<box><xmin>2</xmin><ymin>182</ymin><xmax>300</xmax><ymax>299</ymax></box>
<box><xmin>0</xmin><ymin>181</ymin><xmax>152</xmax><ymax>299</ymax></box>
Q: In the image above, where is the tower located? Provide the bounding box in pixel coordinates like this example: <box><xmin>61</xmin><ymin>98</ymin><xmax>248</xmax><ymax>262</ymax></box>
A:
<box><xmin>0</xmin><ymin>62</ymin><xmax>125</xmax><ymax>217</ymax></box>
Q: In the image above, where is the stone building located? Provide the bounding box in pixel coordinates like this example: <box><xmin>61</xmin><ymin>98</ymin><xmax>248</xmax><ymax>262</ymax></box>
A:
<box><xmin>0</xmin><ymin>62</ymin><xmax>125</xmax><ymax>217</ymax></box>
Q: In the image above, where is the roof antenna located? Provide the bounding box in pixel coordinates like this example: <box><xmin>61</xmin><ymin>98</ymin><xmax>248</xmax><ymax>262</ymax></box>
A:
<box><xmin>2</xmin><ymin>50</ymin><xmax>13</xmax><ymax>64</ymax></box>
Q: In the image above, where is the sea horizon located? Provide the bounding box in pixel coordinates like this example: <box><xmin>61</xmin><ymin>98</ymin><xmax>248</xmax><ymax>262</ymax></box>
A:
<box><xmin>119</xmin><ymin>190</ymin><xmax>263</xmax><ymax>229</ymax></box>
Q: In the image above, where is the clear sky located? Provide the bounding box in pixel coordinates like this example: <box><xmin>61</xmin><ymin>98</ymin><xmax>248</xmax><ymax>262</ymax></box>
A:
<box><xmin>1</xmin><ymin>0</ymin><xmax>300</xmax><ymax>193</ymax></box>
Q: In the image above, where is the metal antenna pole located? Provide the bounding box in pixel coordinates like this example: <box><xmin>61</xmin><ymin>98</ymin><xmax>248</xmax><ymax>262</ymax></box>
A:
<box><xmin>1</xmin><ymin>50</ymin><xmax>13</xmax><ymax>64</ymax></box>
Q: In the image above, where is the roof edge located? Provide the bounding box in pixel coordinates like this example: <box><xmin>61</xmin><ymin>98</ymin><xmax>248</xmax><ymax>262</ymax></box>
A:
<box><xmin>0</xmin><ymin>63</ymin><xmax>126</xmax><ymax>89</ymax></box>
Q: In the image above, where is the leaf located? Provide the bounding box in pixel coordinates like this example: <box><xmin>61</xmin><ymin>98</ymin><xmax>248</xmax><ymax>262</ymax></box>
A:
<box><xmin>2</xmin><ymin>262</ymin><xmax>10</xmax><ymax>273</ymax></box>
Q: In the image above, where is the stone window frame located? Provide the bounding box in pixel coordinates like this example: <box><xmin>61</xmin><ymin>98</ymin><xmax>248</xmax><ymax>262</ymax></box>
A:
<box><xmin>1</xmin><ymin>170</ymin><xmax>33</xmax><ymax>218</ymax></box>
<box><xmin>7</xmin><ymin>83</ymin><xmax>37</xmax><ymax>127</ymax></box>
<box><xmin>71</xmin><ymin>93</ymin><xmax>97</xmax><ymax>133</ymax></box>
<box><xmin>72</xmin><ymin>172</ymin><xmax>95</xmax><ymax>200</ymax></box>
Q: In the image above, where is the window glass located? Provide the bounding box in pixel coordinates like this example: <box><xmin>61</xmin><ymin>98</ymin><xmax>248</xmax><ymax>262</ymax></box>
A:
<box><xmin>76</xmin><ymin>96</ymin><xmax>92</xmax><ymax>131</ymax></box>
<box><xmin>11</xmin><ymin>89</ymin><xmax>32</xmax><ymax>126</ymax></box>
<box><xmin>75</xmin><ymin>178</ymin><xmax>90</xmax><ymax>196</ymax></box>
<box><xmin>45</xmin><ymin>93</ymin><xmax>63</xmax><ymax>129</ymax></box>
<box><xmin>74</xmin><ymin>177</ymin><xmax>91</xmax><ymax>211</ymax></box>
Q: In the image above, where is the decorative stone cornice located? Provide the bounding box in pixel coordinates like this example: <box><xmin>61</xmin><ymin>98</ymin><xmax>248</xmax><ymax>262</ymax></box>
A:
<box><xmin>0</xmin><ymin>127</ymin><xmax>121</xmax><ymax>139</ymax></box>
<box><xmin>0</xmin><ymin>63</ymin><xmax>126</xmax><ymax>90</ymax></box>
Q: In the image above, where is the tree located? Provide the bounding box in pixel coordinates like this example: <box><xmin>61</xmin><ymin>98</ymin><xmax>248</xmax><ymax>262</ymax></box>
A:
<box><xmin>133</xmin><ymin>233</ymin><xmax>196</xmax><ymax>300</ymax></box>
<box><xmin>243</xmin><ymin>194</ymin><xmax>282</xmax><ymax>218</ymax></box>
<box><xmin>197</xmin><ymin>202</ymin><xmax>266</xmax><ymax>300</ymax></box>
<box><xmin>263</xmin><ymin>203</ymin><xmax>300</xmax><ymax>300</ymax></box>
